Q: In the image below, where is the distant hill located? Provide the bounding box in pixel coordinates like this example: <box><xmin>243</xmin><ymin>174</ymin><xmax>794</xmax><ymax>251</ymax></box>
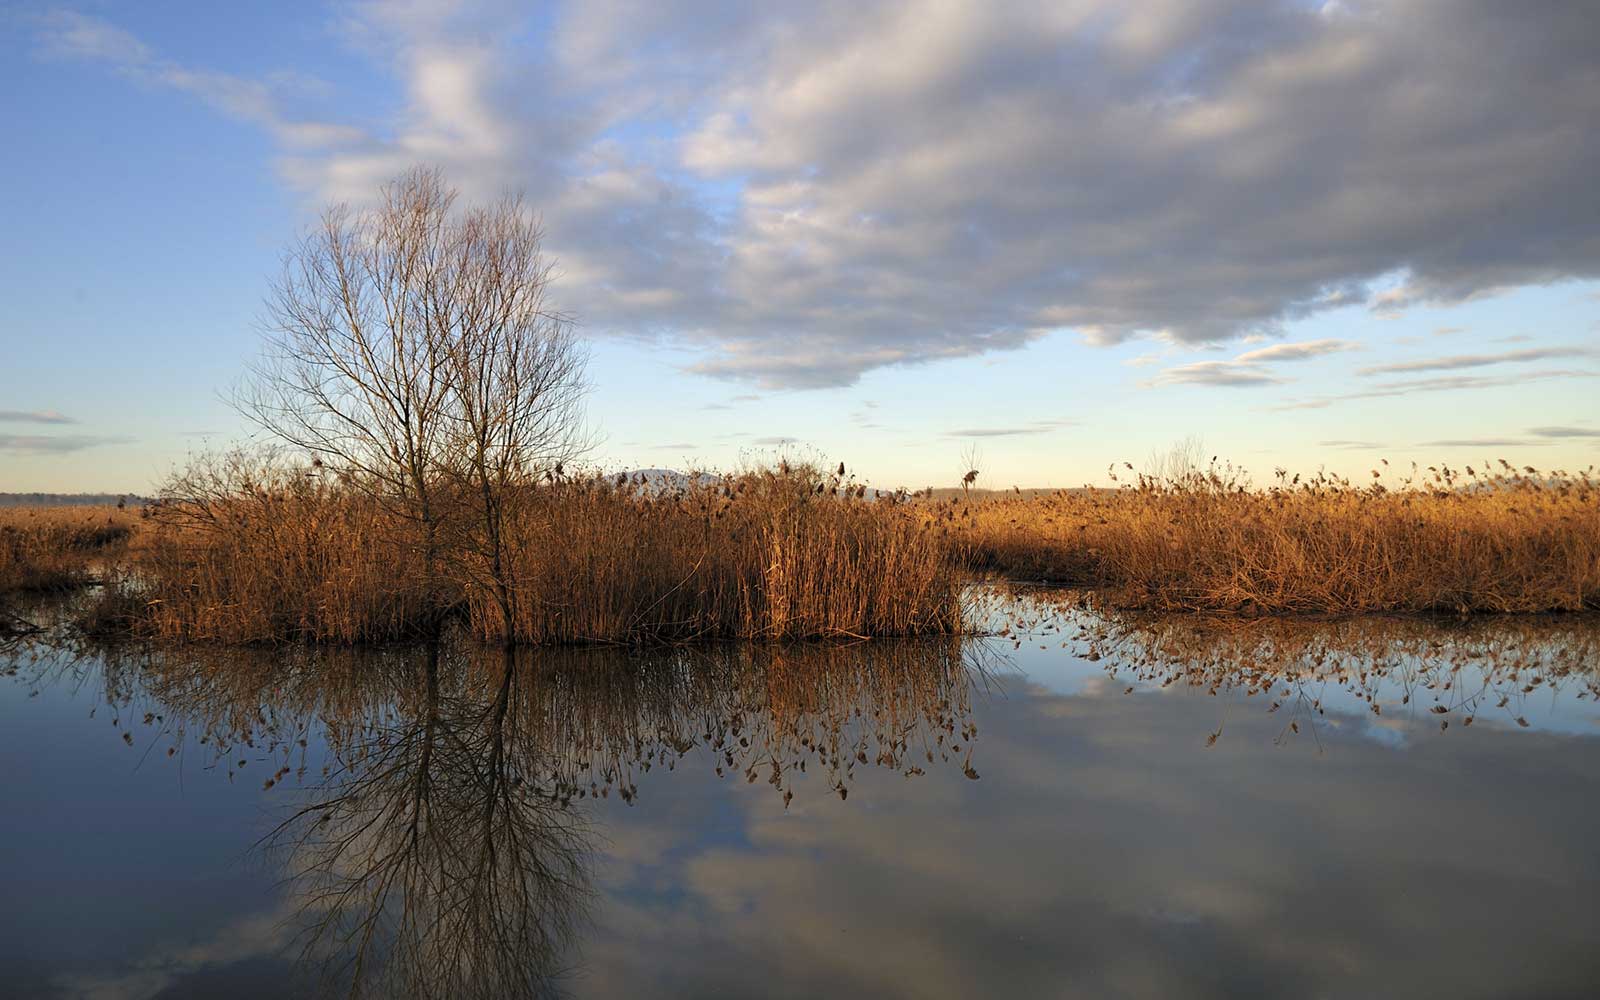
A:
<box><xmin>0</xmin><ymin>493</ymin><xmax>148</xmax><ymax>508</ymax></box>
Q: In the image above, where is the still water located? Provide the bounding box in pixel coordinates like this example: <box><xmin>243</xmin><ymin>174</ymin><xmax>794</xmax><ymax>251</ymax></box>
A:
<box><xmin>3</xmin><ymin>591</ymin><xmax>1599</xmax><ymax>999</ymax></box>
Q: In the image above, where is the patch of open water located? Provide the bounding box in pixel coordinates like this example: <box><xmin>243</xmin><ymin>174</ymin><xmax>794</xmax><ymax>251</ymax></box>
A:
<box><xmin>3</xmin><ymin>590</ymin><xmax>1598</xmax><ymax>998</ymax></box>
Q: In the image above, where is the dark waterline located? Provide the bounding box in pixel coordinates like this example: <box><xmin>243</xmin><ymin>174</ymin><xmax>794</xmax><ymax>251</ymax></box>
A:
<box><xmin>3</xmin><ymin>596</ymin><xmax>1599</xmax><ymax>999</ymax></box>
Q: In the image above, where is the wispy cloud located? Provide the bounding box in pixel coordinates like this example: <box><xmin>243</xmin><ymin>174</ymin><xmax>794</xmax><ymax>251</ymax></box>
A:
<box><xmin>1529</xmin><ymin>426</ymin><xmax>1600</xmax><ymax>439</ymax></box>
<box><xmin>0</xmin><ymin>409</ymin><xmax>76</xmax><ymax>424</ymax></box>
<box><xmin>946</xmin><ymin>428</ymin><xmax>1039</xmax><ymax>439</ymax></box>
<box><xmin>1232</xmin><ymin>339</ymin><xmax>1361</xmax><ymax>364</ymax></box>
<box><xmin>1318</xmin><ymin>440</ymin><xmax>1388</xmax><ymax>450</ymax></box>
<box><xmin>1278</xmin><ymin>369</ymin><xmax>1599</xmax><ymax>410</ymax></box>
<box><xmin>1149</xmin><ymin>361</ymin><xmax>1283</xmax><ymax>388</ymax></box>
<box><xmin>1150</xmin><ymin>339</ymin><xmax>1360</xmax><ymax>388</ymax></box>
<box><xmin>1357</xmin><ymin>346</ymin><xmax>1593</xmax><ymax>376</ymax></box>
<box><xmin>1417</xmin><ymin>438</ymin><xmax>1546</xmax><ymax>448</ymax></box>
<box><xmin>751</xmin><ymin>436</ymin><xmax>798</xmax><ymax>446</ymax></box>
<box><xmin>35</xmin><ymin>11</ymin><xmax>364</xmax><ymax>149</ymax></box>
<box><xmin>0</xmin><ymin>433</ymin><xmax>132</xmax><ymax>455</ymax></box>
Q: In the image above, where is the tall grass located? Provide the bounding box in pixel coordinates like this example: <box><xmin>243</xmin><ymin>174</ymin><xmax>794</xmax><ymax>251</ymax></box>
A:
<box><xmin>98</xmin><ymin>461</ymin><xmax>962</xmax><ymax>645</ymax></box>
<box><xmin>0</xmin><ymin>506</ymin><xmax>134</xmax><ymax>597</ymax></box>
<box><xmin>483</xmin><ymin>468</ymin><xmax>958</xmax><ymax>644</ymax></box>
<box><xmin>948</xmin><ymin>460</ymin><xmax>1600</xmax><ymax>615</ymax></box>
<box><xmin>107</xmin><ymin>469</ymin><xmax>439</xmax><ymax>644</ymax></box>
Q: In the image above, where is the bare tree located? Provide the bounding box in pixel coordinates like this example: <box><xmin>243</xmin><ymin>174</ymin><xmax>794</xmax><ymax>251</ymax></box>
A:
<box><xmin>245</xmin><ymin>170</ymin><xmax>457</xmax><ymax>602</ymax></box>
<box><xmin>242</xmin><ymin>168</ymin><xmax>589</xmax><ymax>640</ymax></box>
<box><xmin>436</xmin><ymin>195</ymin><xmax>589</xmax><ymax>641</ymax></box>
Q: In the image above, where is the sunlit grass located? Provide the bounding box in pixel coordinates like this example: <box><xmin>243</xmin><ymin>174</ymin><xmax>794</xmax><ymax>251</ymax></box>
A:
<box><xmin>91</xmin><ymin>461</ymin><xmax>962</xmax><ymax>645</ymax></box>
<box><xmin>0</xmin><ymin>505</ymin><xmax>135</xmax><ymax>598</ymax></box>
<box><xmin>943</xmin><ymin>459</ymin><xmax>1599</xmax><ymax>615</ymax></box>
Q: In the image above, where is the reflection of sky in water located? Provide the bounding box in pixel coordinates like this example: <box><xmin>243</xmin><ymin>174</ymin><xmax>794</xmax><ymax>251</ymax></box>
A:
<box><xmin>3</xmin><ymin>602</ymin><xmax>1599</xmax><ymax>999</ymax></box>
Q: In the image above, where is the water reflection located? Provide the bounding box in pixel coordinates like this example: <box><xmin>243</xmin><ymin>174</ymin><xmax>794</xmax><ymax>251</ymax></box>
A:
<box><xmin>5</xmin><ymin>600</ymin><xmax>1600</xmax><ymax>998</ymax></box>
<box><xmin>985</xmin><ymin>587</ymin><xmax>1600</xmax><ymax>740</ymax></box>
<box><xmin>264</xmin><ymin>646</ymin><xmax>590</xmax><ymax>1000</ymax></box>
<box><xmin>17</xmin><ymin>636</ymin><xmax>985</xmax><ymax>997</ymax></box>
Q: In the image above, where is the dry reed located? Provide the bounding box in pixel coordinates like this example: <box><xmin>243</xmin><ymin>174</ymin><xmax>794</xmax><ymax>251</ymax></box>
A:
<box><xmin>0</xmin><ymin>505</ymin><xmax>135</xmax><ymax>597</ymax></box>
<box><xmin>946</xmin><ymin>459</ymin><xmax>1600</xmax><ymax>615</ymax></box>
<box><xmin>95</xmin><ymin>461</ymin><xmax>962</xmax><ymax>645</ymax></box>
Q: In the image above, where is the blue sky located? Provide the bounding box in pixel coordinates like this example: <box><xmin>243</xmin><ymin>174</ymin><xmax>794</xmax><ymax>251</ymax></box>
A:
<box><xmin>2</xmin><ymin>1</ymin><xmax>1598</xmax><ymax>493</ymax></box>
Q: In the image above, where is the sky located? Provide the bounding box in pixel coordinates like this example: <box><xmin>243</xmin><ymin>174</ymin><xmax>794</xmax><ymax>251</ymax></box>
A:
<box><xmin>2</xmin><ymin>0</ymin><xmax>1598</xmax><ymax>493</ymax></box>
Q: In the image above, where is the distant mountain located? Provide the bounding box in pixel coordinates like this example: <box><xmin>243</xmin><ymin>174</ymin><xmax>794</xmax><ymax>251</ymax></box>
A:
<box><xmin>0</xmin><ymin>493</ymin><xmax>148</xmax><ymax>508</ymax></box>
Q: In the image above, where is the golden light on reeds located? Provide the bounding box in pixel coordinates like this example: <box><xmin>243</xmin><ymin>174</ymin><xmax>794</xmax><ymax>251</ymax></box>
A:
<box><xmin>945</xmin><ymin>458</ymin><xmax>1599</xmax><ymax>615</ymax></box>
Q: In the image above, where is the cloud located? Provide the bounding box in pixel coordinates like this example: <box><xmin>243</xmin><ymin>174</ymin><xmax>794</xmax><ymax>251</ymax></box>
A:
<box><xmin>1277</xmin><ymin>368</ymin><xmax>1598</xmax><ymax>409</ymax></box>
<box><xmin>1149</xmin><ymin>337</ymin><xmax>1360</xmax><ymax>388</ymax></box>
<box><xmin>1318</xmin><ymin>440</ymin><xmax>1387</xmax><ymax>450</ymax></box>
<box><xmin>1232</xmin><ymin>339</ymin><xmax>1360</xmax><ymax>364</ymax></box>
<box><xmin>35</xmin><ymin>12</ymin><xmax>365</xmax><ymax>149</ymax></box>
<box><xmin>0</xmin><ymin>433</ymin><xmax>132</xmax><ymax>455</ymax></box>
<box><xmin>0</xmin><ymin>409</ymin><xmax>76</xmax><ymax>424</ymax></box>
<box><xmin>42</xmin><ymin>3</ymin><xmax>1600</xmax><ymax>388</ymax></box>
<box><xmin>1148</xmin><ymin>360</ymin><xmax>1283</xmax><ymax>388</ymax></box>
<box><xmin>1529</xmin><ymin>426</ymin><xmax>1600</xmax><ymax>439</ymax></box>
<box><xmin>1357</xmin><ymin>346</ymin><xmax>1595</xmax><ymax>376</ymax></box>
<box><xmin>1433</xmin><ymin>327</ymin><xmax>1467</xmax><ymax>336</ymax></box>
<box><xmin>750</xmin><ymin>436</ymin><xmax>799</xmax><ymax>446</ymax></box>
<box><xmin>945</xmin><ymin>428</ymin><xmax>1044</xmax><ymax>438</ymax></box>
<box><xmin>1416</xmin><ymin>438</ymin><xmax>1545</xmax><ymax>448</ymax></box>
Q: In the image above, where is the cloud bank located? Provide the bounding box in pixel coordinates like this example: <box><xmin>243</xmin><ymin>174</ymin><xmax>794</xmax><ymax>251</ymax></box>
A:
<box><xmin>37</xmin><ymin>1</ymin><xmax>1600</xmax><ymax>388</ymax></box>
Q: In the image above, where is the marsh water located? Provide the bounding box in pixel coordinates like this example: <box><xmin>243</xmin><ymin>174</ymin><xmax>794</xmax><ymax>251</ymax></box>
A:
<box><xmin>4</xmin><ymin>589</ymin><xmax>1599</xmax><ymax>999</ymax></box>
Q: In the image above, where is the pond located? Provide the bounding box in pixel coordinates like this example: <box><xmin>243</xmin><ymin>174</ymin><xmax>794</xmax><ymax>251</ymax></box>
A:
<box><xmin>3</xmin><ymin>590</ymin><xmax>1599</xmax><ymax>998</ymax></box>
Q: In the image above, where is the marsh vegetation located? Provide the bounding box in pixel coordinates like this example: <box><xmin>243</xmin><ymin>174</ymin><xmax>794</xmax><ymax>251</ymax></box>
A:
<box><xmin>6</xmin><ymin>173</ymin><xmax>1594</xmax><ymax>646</ymax></box>
<box><xmin>945</xmin><ymin>457</ymin><xmax>1599</xmax><ymax>616</ymax></box>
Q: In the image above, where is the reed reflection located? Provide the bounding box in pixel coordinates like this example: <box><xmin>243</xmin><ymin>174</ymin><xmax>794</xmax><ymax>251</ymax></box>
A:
<box><xmin>990</xmin><ymin>589</ymin><xmax>1600</xmax><ymax>741</ymax></box>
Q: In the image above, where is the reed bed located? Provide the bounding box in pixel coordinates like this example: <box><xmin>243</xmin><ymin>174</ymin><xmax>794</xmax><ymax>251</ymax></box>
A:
<box><xmin>483</xmin><ymin>468</ymin><xmax>958</xmax><ymax>644</ymax></box>
<box><xmin>103</xmin><ymin>472</ymin><xmax>439</xmax><ymax>644</ymax></box>
<box><xmin>0</xmin><ymin>505</ymin><xmax>135</xmax><ymax>598</ymax></box>
<box><xmin>95</xmin><ymin>462</ymin><xmax>962</xmax><ymax>645</ymax></box>
<box><xmin>946</xmin><ymin>461</ymin><xmax>1600</xmax><ymax>615</ymax></box>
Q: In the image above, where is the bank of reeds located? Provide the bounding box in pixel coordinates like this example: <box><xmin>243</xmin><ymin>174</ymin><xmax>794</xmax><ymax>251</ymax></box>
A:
<box><xmin>483</xmin><ymin>468</ymin><xmax>957</xmax><ymax>644</ymax></box>
<box><xmin>94</xmin><ymin>462</ymin><xmax>962</xmax><ymax>645</ymax></box>
<box><xmin>100</xmin><ymin>471</ymin><xmax>439</xmax><ymax>644</ymax></box>
<box><xmin>0</xmin><ymin>506</ymin><xmax>135</xmax><ymax>598</ymax></box>
<box><xmin>947</xmin><ymin>461</ymin><xmax>1600</xmax><ymax>615</ymax></box>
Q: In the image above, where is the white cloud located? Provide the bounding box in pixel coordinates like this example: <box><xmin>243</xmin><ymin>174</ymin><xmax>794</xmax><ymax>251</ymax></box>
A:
<box><xmin>1233</xmin><ymin>339</ymin><xmax>1361</xmax><ymax>364</ymax></box>
<box><xmin>39</xmin><ymin>1</ymin><xmax>1600</xmax><ymax>388</ymax></box>
<box><xmin>1149</xmin><ymin>338</ymin><xmax>1358</xmax><ymax>388</ymax></box>
<box><xmin>1356</xmin><ymin>346</ymin><xmax>1595</xmax><ymax>376</ymax></box>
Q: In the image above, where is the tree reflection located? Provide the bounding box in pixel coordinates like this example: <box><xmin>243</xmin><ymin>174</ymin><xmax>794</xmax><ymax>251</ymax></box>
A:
<box><xmin>266</xmin><ymin>645</ymin><xmax>591</xmax><ymax>999</ymax></box>
<box><xmin>30</xmin><ymin>634</ymin><xmax>988</xmax><ymax>996</ymax></box>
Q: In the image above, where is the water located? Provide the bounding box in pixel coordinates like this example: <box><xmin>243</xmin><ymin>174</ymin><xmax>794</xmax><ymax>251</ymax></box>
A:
<box><xmin>4</xmin><ymin>592</ymin><xmax>1599</xmax><ymax>999</ymax></box>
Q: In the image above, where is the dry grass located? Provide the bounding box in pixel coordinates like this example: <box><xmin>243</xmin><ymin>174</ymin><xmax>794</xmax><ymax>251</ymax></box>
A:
<box><xmin>480</xmin><ymin>468</ymin><xmax>958</xmax><ymax>644</ymax></box>
<box><xmin>99</xmin><ymin>473</ymin><xmax>440</xmax><ymax>644</ymax></box>
<box><xmin>32</xmin><ymin>455</ymin><xmax>1600</xmax><ymax>642</ymax></box>
<box><xmin>945</xmin><ymin>460</ymin><xmax>1600</xmax><ymax>615</ymax></box>
<box><xmin>0</xmin><ymin>505</ymin><xmax>137</xmax><ymax>598</ymax></box>
<box><xmin>94</xmin><ymin>462</ymin><xmax>962</xmax><ymax>645</ymax></box>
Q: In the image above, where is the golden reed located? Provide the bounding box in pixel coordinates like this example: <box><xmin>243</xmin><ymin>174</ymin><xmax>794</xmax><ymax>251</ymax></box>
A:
<box><xmin>89</xmin><ymin>462</ymin><xmax>961</xmax><ymax>645</ymax></box>
<box><xmin>943</xmin><ymin>460</ymin><xmax>1599</xmax><ymax>615</ymax></box>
